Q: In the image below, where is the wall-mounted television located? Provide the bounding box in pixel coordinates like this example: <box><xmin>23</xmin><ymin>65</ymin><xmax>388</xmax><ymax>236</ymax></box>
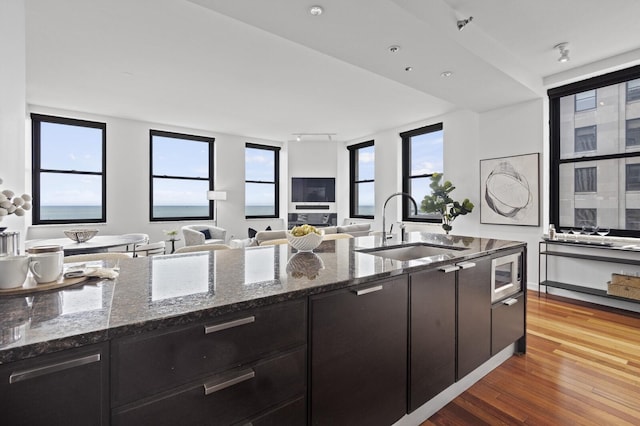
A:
<box><xmin>291</xmin><ymin>177</ymin><xmax>336</xmax><ymax>202</ymax></box>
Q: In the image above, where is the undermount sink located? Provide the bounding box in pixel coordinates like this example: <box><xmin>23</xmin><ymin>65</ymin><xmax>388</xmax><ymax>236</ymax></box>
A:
<box><xmin>357</xmin><ymin>242</ymin><xmax>468</xmax><ymax>262</ymax></box>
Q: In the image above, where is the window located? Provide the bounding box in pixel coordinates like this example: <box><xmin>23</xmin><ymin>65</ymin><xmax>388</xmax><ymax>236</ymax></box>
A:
<box><xmin>150</xmin><ymin>130</ymin><xmax>214</xmax><ymax>221</ymax></box>
<box><xmin>575</xmin><ymin>208</ymin><xmax>597</xmax><ymax>228</ymax></box>
<box><xmin>401</xmin><ymin>123</ymin><xmax>444</xmax><ymax>221</ymax></box>
<box><xmin>31</xmin><ymin>114</ymin><xmax>106</xmax><ymax>224</ymax></box>
<box><xmin>626</xmin><ymin>164</ymin><xmax>640</xmax><ymax>191</ymax></box>
<box><xmin>574</xmin><ymin>167</ymin><xmax>597</xmax><ymax>193</ymax></box>
<box><xmin>245</xmin><ymin>143</ymin><xmax>280</xmax><ymax>218</ymax></box>
<box><xmin>627</xmin><ymin>118</ymin><xmax>640</xmax><ymax>147</ymax></box>
<box><xmin>575</xmin><ymin>90</ymin><xmax>596</xmax><ymax>111</ymax></box>
<box><xmin>549</xmin><ymin>64</ymin><xmax>640</xmax><ymax>237</ymax></box>
<box><xmin>575</xmin><ymin>126</ymin><xmax>597</xmax><ymax>152</ymax></box>
<box><xmin>626</xmin><ymin>209</ymin><xmax>640</xmax><ymax>230</ymax></box>
<box><xmin>627</xmin><ymin>79</ymin><xmax>640</xmax><ymax>102</ymax></box>
<box><xmin>348</xmin><ymin>141</ymin><xmax>374</xmax><ymax>218</ymax></box>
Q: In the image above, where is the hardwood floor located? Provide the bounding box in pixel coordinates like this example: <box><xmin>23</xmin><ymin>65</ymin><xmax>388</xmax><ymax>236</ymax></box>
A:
<box><xmin>423</xmin><ymin>291</ymin><xmax>640</xmax><ymax>425</ymax></box>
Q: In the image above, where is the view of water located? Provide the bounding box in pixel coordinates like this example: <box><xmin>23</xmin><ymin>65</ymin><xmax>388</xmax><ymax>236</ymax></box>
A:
<box><xmin>358</xmin><ymin>205</ymin><xmax>375</xmax><ymax>216</ymax></box>
<box><xmin>41</xmin><ymin>206</ymin><xmax>103</xmax><ymax>220</ymax></box>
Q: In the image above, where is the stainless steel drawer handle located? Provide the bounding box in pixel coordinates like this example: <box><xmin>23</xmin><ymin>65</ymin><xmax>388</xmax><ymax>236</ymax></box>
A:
<box><xmin>458</xmin><ymin>261</ymin><xmax>476</xmax><ymax>269</ymax></box>
<box><xmin>438</xmin><ymin>265</ymin><xmax>460</xmax><ymax>274</ymax></box>
<box><xmin>203</xmin><ymin>369</ymin><xmax>255</xmax><ymax>395</ymax></box>
<box><xmin>9</xmin><ymin>353</ymin><xmax>101</xmax><ymax>384</ymax></box>
<box><xmin>204</xmin><ymin>316</ymin><xmax>255</xmax><ymax>334</ymax></box>
<box><xmin>503</xmin><ymin>298</ymin><xmax>518</xmax><ymax>306</ymax></box>
<box><xmin>353</xmin><ymin>285</ymin><xmax>383</xmax><ymax>296</ymax></box>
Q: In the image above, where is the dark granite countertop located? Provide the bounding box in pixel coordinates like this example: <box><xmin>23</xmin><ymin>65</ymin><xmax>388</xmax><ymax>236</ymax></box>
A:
<box><xmin>0</xmin><ymin>232</ymin><xmax>524</xmax><ymax>364</ymax></box>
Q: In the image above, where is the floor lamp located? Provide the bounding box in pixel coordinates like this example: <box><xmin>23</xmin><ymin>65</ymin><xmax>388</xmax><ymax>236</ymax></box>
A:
<box><xmin>207</xmin><ymin>190</ymin><xmax>227</xmax><ymax>227</ymax></box>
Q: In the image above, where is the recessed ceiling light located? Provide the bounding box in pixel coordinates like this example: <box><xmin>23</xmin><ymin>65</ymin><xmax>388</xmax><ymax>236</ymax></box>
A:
<box><xmin>405</xmin><ymin>67</ymin><xmax>413</xmax><ymax>72</ymax></box>
<box><xmin>388</xmin><ymin>45</ymin><xmax>401</xmax><ymax>53</ymax></box>
<box><xmin>309</xmin><ymin>5</ymin><xmax>323</xmax><ymax>16</ymax></box>
<box><xmin>440</xmin><ymin>71</ymin><xmax>453</xmax><ymax>77</ymax></box>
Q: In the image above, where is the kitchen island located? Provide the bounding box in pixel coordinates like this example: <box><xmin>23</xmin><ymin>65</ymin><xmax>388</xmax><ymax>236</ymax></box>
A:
<box><xmin>0</xmin><ymin>232</ymin><xmax>526</xmax><ymax>425</ymax></box>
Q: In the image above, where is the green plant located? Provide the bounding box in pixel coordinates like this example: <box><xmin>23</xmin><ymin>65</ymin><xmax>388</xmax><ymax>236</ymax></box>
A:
<box><xmin>420</xmin><ymin>173</ymin><xmax>474</xmax><ymax>234</ymax></box>
<box><xmin>163</xmin><ymin>229</ymin><xmax>179</xmax><ymax>239</ymax></box>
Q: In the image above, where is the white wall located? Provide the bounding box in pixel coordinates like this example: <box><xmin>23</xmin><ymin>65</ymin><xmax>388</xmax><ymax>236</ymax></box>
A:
<box><xmin>287</xmin><ymin>139</ymin><xmax>339</xmax><ymax>219</ymax></box>
<box><xmin>25</xmin><ymin>106</ymin><xmax>284</xmax><ymax>249</ymax></box>
<box><xmin>342</xmin><ymin>109</ymin><xmax>481</xmax><ymax>235</ymax></box>
<box><xmin>477</xmin><ymin>99</ymin><xmax>546</xmax><ymax>285</ymax></box>
<box><xmin>338</xmin><ymin>100</ymin><xmax>545</xmax><ymax>286</ymax></box>
<box><xmin>0</xmin><ymin>0</ymin><xmax>27</xmax><ymax>236</ymax></box>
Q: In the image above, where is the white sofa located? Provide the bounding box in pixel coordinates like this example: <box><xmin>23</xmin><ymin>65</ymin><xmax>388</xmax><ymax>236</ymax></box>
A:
<box><xmin>182</xmin><ymin>225</ymin><xmax>227</xmax><ymax>246</ymax></box>
<box><xmin>229</xmin><ymin>223</ymin><xmax>372</xmax><ymax>248</ymax></box>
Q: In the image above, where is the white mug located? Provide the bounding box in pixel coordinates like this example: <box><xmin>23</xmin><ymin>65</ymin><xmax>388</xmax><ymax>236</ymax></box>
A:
<box><xmin>29</xmin><ymin>252</ymin><xmax>63</xmax><ymax>284</ymax></box>
<box><xmin>0</xmin><ymin>255</ymin><xmax>31</xmax><ymax>289</ymax></box>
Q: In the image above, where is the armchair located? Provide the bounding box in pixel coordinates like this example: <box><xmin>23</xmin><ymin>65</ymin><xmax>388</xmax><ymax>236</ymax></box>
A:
<box><xmin>182</xmin><ymin>225</ymin><xmax>227</xmax><ymax>246</ymax></box>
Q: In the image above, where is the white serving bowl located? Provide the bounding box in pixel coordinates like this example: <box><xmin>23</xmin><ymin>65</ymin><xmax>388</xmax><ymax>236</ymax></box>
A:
<box><xmin>286</xmin><ymin>230</ymin><xmax>324</xmax><ymax>252</ymax></box>
<box><xmin>64</xmin><ymin>229</ymin><xmax>99</xmax><ymax>243</ymax></box>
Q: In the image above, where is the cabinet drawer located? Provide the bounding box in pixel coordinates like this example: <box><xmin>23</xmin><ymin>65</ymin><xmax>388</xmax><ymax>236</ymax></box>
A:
<box><xmin>112</xmin><ymin>299</ymin><xmax>306</xmax><ymax>405</ymax></box>
<box><xmin>236</xmin><ymin>396</ymin><xmax>306</xmax><ymax>426</ymax></box>
<box><xmin>112</xmin><ymin>348</ymin><xmax>306</xmax><ymax>426</ymax></box>
<box><xmin>0</xmin><ymin>343</ymin><xmax>109</xmax><ymax>426</ymax></box>
<box><xmin>491</xmin><ymin>292</ymin><xmax>525</xmax><ymax>355</ymax></box>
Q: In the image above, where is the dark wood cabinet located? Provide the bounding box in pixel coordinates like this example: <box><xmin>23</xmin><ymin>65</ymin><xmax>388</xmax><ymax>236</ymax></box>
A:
<box><xmin>492</xmin><ymin>291</ymin><xmax>526</xmax><ymax>355</ymax></box>
<box><xmin>111</xmin><ymin>299</ymin><xmax>307</xmax><ymax>425</ymax></box>
<box><xmin>310</xmin><ymin>275</ymin><xmax>408</xmax><ymax>426</ymax></box>
<box><xmin>457</xmin><ymin>256</ymin><xmax>492</xmax><ymax>380</ymax></box>
<box><xmin>0</xmin><ymin>342</ymin><xmax>109</xmax><ymax>426</ymax></box>
<box><xmin>409</xmin><ymin>267</ymin><xmax>456</xmax><ymax>412</ymax></box>
<box><xmin>112</xmin><ymin>348</ymin><xmax>306</xmax><ymax>426</ymax></box>
<box><xmin>112</xmin><ymin>298</ymin><xmax>306</xmax><ymax>406</ymax></box>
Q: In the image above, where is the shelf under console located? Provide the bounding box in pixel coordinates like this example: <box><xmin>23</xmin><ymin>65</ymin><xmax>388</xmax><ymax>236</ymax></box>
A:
<box><xmin>539</xmin><ymin>240</ymin><xmax>640</xmax><ymax>307</ymax></box>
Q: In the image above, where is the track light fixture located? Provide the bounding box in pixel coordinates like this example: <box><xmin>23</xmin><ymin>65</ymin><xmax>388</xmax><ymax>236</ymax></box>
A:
<box><xmin>457</xmin><ymin>16</ymin><xmax>473</xmax><ymax>31</ymax></box>
<box><xmin>292</xmin><ymin>133</ymin><xmax>336</xmax><ymax>142</ymax></box>
<box><xmin>554</xmin><ymin>42</ymin><xmax>570</xmax><ymax>63</ymax></box>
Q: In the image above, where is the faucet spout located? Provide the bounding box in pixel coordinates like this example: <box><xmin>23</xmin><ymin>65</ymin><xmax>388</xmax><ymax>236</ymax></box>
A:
<box><xmin>382</xmin><ymin>192</ymin><xmax>418</xmax><ymax>244</ymax></box>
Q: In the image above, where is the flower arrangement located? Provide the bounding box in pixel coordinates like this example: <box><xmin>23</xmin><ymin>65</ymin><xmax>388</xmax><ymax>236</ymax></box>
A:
<box><xmin>421</xmin><ymin>173</ymin><xmax>474</xmax><ymax>234</ymax></box>
<box><xmin>163</xmin><ymin>229</ymin><xmax>179</xmax><ymax>240</ymax></box>
<box><xmin>0</xmin><ymin>177</ymin><xmax>32</xmax><ymax>222</ymax></box>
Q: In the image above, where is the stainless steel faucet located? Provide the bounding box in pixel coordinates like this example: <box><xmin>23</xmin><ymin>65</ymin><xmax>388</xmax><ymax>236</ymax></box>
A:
<box><xmin>382</xmin><ymin>192</ymin><xmax>418</xmax><ymax>243</ymax></box>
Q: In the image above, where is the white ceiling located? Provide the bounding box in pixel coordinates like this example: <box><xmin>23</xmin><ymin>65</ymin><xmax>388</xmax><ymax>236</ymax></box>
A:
<box><xmin>25</xmin><ymin>0</ymin><xmax>640</xmax><ymax>143</ymax></box>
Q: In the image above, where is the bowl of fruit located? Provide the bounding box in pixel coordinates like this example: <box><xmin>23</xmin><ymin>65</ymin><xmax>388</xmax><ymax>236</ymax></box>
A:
<box><xmin>287</xmin><ymin>224</ymin><xmax>324</xmax><ymax>252</ymax></box>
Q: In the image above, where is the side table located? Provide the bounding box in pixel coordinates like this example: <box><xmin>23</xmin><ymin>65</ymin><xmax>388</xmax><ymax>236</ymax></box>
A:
<box><xmin>166</xmin><ymin>238</ymin><xmax>181</xmax><ymax>254</ymax></box>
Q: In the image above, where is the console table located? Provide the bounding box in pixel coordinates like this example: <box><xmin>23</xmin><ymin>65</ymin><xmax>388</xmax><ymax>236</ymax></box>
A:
<box><xmin>538</xmin><ymin>239</ymin><xmax>640</xmax><ymax>304</ymax></box>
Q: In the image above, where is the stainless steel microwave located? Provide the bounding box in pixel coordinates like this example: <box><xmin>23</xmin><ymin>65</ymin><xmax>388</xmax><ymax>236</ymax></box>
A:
<box><xmin>491</xmin><ymin>252</ymin><xmax>522</xmax><ymax>303</ymax></box>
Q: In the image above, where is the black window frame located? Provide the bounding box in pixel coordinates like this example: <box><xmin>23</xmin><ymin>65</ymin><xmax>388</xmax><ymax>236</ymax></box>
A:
<box><xmin>549</xmin><ymin>64</ymin><xmax>640</xmax><ymax>238</ymax></box>
<box><xmin>401</xmin><ymin>122</ymin><xmax>444</xmax><ymax>222</ymax></box>
<box><xmin>245</xmin><ymin>143</ymin><xmax>280</xmax><ymax>219</ymax></box>
<box><xmin>31</xmin><ymin>113</ymin><xmax>107</xmax><ymax>225</ymax></box>
<box><xmin>149</xmin><ymin>129</ymin><xmax>215</xmax><ymax>222</ymax></box>
<box><xmin>348</xmin><ymin>140</ymin><xmax>374</xmax><ymax>219</ymax></box>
